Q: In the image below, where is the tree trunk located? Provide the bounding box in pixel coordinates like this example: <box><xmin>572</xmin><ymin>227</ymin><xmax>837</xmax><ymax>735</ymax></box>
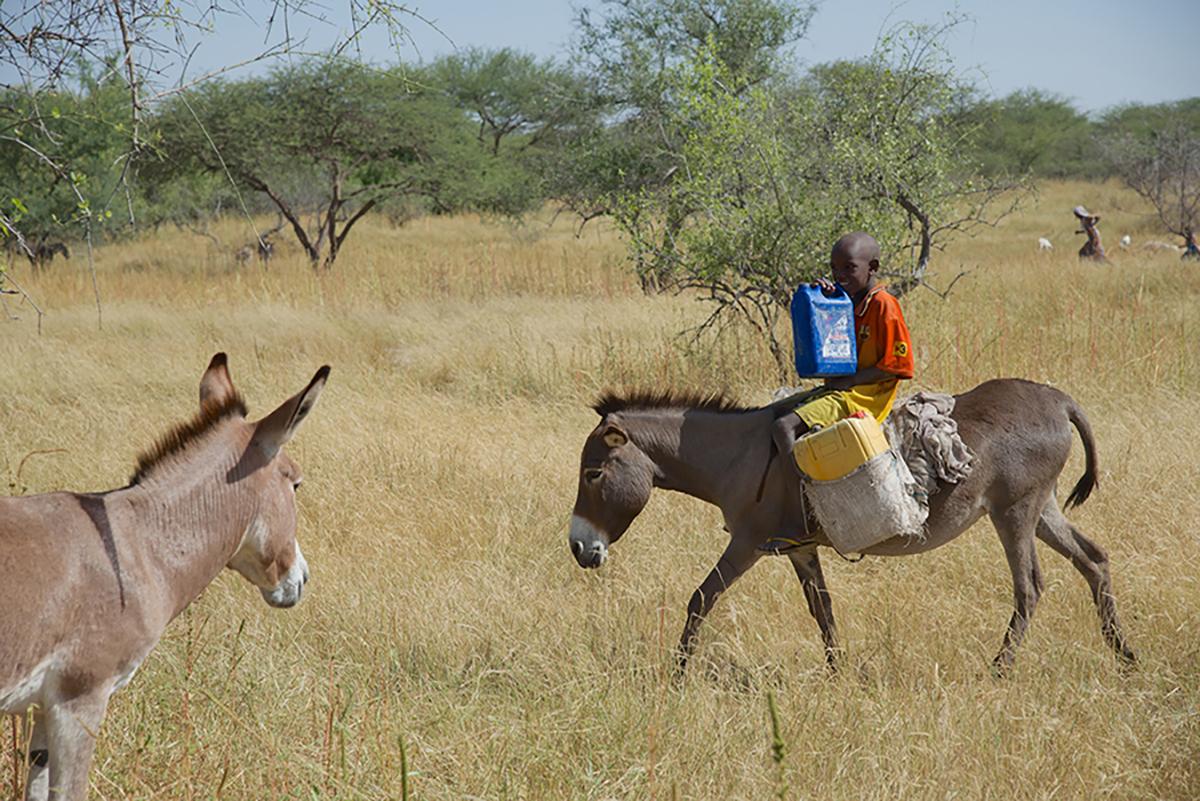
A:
<box><xmin>891</xmin><ymin>193</ymin><xmax>932</xmax><ymax>298</ymax></box>
<box><xmin>322</xmin><ymin>199</ymin><xmax>377</xmax><ymax>270</ymax></box>
<box><xmin>246</xmin><ymin>176</ymin><xmax>320</xmax><ymax>263</ymax></box>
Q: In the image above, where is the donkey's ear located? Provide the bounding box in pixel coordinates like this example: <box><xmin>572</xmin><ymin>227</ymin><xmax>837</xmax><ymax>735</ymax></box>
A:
<box><xmin>251</xmin><ymin>365</ymin><xmax>331</xmax><ymax>460</ymax></box>
<box><xmin>199</xmin><ymin>353</ymin><xmax>237</xmax><ymax>410</ymax></box>
<box><xmin>602</xmin><ymin>424</ymin><xmax>628</xmax><ymax>449</ymax></box>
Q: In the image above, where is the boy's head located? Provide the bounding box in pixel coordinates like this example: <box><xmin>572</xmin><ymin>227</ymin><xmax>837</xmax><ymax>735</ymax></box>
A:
<box><xmin>830</xmin><ymin>232</ymin><xmax>880</xmax><ymax>297</ymax></box>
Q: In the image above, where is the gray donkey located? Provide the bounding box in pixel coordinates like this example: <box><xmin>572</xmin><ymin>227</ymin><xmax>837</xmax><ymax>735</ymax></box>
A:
<box><xmin>568</xmin><ymin>378</ymin><xmax>1136</xmax><ymax>673</ymax></box>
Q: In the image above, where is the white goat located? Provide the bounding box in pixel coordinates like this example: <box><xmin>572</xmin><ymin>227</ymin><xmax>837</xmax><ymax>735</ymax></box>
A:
<box><xmin>1038</xmin><ymin>237</ymin><xmax>1053</xmax><ymax>251</ymax></box>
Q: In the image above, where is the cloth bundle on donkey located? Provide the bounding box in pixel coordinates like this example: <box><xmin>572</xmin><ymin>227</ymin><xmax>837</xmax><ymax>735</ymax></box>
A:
<box><xmin>883</xmin><ymin>391</ymin><xmax>975</xmax><ymax>506</ymax></box>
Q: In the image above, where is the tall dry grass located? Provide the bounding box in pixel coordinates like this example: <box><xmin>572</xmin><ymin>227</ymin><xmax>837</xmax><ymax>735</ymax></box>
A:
<box><xmin>1</xmin><ymin>181</ymin><xmax>1198</xmax><ymax>800</ymax></box>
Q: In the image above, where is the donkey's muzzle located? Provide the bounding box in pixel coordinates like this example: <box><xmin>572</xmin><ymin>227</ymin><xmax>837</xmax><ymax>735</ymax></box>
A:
<box><xmin>568</xmin><ymin>515</ymin><xmax>608</xmax><ymax>569</ymax></box>
<box><xmin>262</xmin><ymin>547</ymin><xmax>310</xmax><ymax>607</ymax></box>
<box><xmin>571</xmin><ymin>539</ymin><xmax>606</xmax><ymax>569</ymax></box>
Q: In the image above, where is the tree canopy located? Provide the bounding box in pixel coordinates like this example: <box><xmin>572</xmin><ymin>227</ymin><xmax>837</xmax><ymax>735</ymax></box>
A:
<box><xmin>963</xmin><ymin>90</ymin><xmax>1100</xmax><ymax>178</ymax></box>
<box><xmin>429</xmin><ymin>48</ymin><xmax>594</xmax><ymax>157</ymax></box>
<box><xmin>0</xmin><ymin>63</ymin><xmax>132</xmax><ymax>253</ymax></box>
<box><xmin>549</xmin><ymin>0</ymin><xmax>816</xmax><ymax>229</ymax></box>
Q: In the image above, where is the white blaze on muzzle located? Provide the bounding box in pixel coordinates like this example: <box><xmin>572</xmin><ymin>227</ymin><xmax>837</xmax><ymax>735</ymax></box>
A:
<box><xmin>568</xmin><ymin>515</ymin><xmax>609</xmax><ymax>568</ymax></box>
<box><xmin>262</xmin><ymin>543</ymin><xmax>309</xmax><ymax>608</ymax></box>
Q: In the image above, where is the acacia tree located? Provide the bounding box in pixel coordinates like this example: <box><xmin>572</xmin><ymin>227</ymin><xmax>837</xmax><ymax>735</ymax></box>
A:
<box><xmin>614</xmin><ymin>22</ymin><xmax>1022</xmax><ymax>380</ymax></box>
<box><xmin>150</xmin><ymin>61</ymin><xmax>533</xmax><ymax>269</ymax></box>
<box><xmin>1101</xmin><ymin>105</ymin><xmax>1200</xmax><ymax>252</ymax></box>
<box><xmin>428</xmin><ymin>47</ymin><xmax>599</xmax><ymax>218</ymax></box>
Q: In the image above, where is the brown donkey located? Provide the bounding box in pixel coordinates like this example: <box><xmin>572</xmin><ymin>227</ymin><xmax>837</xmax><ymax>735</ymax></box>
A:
<box><xmin>0</xmin><ymin>354</ymin><xmax>329</xmax><ymax>800</ymax></box>
<box><xmin>568</xmin><ymin>378</ymin><xmax>1136</xmax><ymax>673</ymax></box>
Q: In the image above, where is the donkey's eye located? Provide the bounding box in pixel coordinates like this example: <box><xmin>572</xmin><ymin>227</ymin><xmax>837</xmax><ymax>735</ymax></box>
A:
<box><xmin>584</xmin><ymin>468</ymin><xmax>603</xmax><ymax>483</ymax></box>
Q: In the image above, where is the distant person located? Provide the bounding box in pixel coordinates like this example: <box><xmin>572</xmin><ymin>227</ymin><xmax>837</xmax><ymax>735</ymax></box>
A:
<box><xmin>1183</xmin><ymin>227</ymin><xmax>1199</xmax><ymax>261</ymax></box>
<box><xmin>760</xmin><ymin>232</ymin><xmax>915</xmax><ymax>554</ymax></box>
<box><xmin>1074</xmin><ymin>206</ymin><xmax>1106</xmax><ymax>261</ymax></box>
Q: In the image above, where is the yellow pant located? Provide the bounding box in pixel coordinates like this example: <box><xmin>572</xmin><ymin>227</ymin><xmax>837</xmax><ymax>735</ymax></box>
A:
<box><xmin>794</xmin><ymin>379</ymin><xmax>900</xmax><ymax>428</ymax></box>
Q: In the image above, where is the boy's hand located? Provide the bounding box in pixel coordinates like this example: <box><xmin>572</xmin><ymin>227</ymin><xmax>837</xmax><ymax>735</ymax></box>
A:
<box><xmin>810</xmin><ymin>277</ymin><xmax>839</xmax><ymax>296</ymax></box>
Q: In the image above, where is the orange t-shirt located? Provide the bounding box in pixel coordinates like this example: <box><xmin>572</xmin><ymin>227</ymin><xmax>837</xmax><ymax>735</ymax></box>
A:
<box><xmin>855</xmin><ymin>286</ymin><xmax>914</xmax><ymax>378</ymax></box>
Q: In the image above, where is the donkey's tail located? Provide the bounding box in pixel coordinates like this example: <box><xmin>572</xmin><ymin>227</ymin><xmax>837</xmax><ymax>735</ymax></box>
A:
<box><xmin>1064</xmin><ymin>396</ymin><xmax>1099</xmax><ymax>509</ymax></box>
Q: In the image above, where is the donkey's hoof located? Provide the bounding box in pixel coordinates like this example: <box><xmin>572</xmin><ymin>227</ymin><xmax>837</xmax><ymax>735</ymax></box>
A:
<box><xmin>1116</xmin><ymin>647</ymin><xmax>1138</xmax><ymax>671</ymax></box>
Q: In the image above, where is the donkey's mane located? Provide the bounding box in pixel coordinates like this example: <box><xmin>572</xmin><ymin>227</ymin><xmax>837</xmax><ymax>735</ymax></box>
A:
<box><xmin>129</xmin><ymin>394</ymin><xmax>248</xmax><ymax>485</ymax></box>
<box><xmin>593</xmin><ymin>388</ymin><xmax>760</xmax><ymax>416</ymax></box>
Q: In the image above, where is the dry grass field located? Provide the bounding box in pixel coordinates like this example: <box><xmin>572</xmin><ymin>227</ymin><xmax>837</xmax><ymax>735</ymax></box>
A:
<box><xmin>1</xmin><ymin>180</ymin><xmax>1198</xmax><ymax>800</ymax></box>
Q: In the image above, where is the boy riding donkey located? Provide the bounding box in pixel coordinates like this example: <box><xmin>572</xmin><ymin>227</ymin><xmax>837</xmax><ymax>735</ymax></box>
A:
<box><xmin>760</xmin><ymin>231</ymin><xmax>914</xmax><ymax>554</ymax></box>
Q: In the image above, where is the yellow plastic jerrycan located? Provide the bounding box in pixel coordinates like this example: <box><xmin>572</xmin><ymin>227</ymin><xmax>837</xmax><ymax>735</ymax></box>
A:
<box><xmin>793</xmin><ymin>411</ymin><xmax>890</xmax><ymax>481</ymax></box>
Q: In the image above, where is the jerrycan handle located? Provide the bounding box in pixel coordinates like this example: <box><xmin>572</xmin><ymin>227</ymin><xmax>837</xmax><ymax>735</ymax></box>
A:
<box><xmin>800</xmin><ymin>282</ymin><xmax>846</xmax><ymax>300</ymax></box>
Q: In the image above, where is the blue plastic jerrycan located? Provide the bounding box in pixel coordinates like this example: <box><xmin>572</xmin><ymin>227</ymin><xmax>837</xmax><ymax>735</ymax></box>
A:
<box><xmin>790</xmin><ymin>284</ymin><xmax>857</xmax><ymax>378</ymax></box>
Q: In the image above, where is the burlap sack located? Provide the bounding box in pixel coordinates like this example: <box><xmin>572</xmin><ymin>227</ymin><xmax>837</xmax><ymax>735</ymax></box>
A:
<box><xmin>805</xmin><ymin>449</ymin><xmax>928</xmax><ymax>553</ymax></box>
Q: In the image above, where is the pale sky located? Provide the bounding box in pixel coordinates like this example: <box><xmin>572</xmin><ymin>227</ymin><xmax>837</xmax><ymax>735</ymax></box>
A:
<box><xmin>6</xmin><ymin>1</ymin><xmax>1199</xmax><ymax>112</ymax></box>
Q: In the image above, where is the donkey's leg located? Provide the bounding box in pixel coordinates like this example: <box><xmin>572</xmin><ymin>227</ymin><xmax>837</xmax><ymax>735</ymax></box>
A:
<box><xmin>45</xmin><ymin>692</ymin><xmax>108</xmax><ymax>801</ymax></box>
<box><xmin>676</xmin><ymin>540</ymin><xmax>761</xmax><ymax>673</ymax></box>
<box><xmin>1036</xmin><ymin>501</ymin><xmax>1136</xmax><ymax>664</ymax></box>
<box><xmin>990</xmin><ymin>494</ymin><xmax>1046</xmax><ymax>673</ymax></box>
<box><xmin>787</xmin><ymin>547</ymin><xmax>842</xmax><ymax>670</ymax></box>
<box><xmin>24</xmin><ymin>710</ymin><xmax>49</xmax><ymax>801</ymax></box>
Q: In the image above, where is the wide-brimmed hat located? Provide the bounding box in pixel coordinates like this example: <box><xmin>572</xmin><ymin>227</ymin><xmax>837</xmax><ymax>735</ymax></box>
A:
<box><xmin>1073</xmin><ymin>205</ymin><xmax>1099</xmax><ymax>221</ymax></box>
